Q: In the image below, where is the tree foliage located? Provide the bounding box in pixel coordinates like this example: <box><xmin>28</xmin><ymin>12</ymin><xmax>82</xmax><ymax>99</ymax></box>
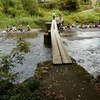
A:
<box><xmin>21</xmin><ymin>0</ymin><xmax>39</xmax><ymax>16</ymax></box>
<box><xmin>0</xmin><ymin>38</ymin><xmax>30</xmax><ymax>84</ymax></box>
<box><xmin>0</xmin><ymin>0</ymin><xmax>24</xmax><ymax>17</ymax></box>
<box><xmin>40</xmin><ymin>0</ymin><xmax>57</xmax><ymax>9</ymax></box>
<box><xmin>82</xmin><ymin>0</ymin><xmax>90</xmax><ymax>3</ymax></box>
<box><xmin>0</xmin><ymin>38</ymin><xmax>42</xmax><ymax>100</ymax></box>
<box><xmin>57</xmin><ymin>0</ymin><xmax>79</xmax><ymax>10</ymax></box>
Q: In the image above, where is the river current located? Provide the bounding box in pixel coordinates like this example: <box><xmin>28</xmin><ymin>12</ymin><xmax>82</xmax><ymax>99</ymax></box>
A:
<box><xmin>0</xmin><ymin>29</ymin><xmax>100</xmax><ymax>83</ymax></box>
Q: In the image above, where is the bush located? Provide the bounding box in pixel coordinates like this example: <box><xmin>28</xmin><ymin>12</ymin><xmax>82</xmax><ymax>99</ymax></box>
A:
<box><xmin>0</xmin><ymin>81</ymin><xmax>14</xmax><ymax>96</ymax></box>
<box><xmin>27</xmin><ymin>77</ymin><xmax>40</xmax><ymax>92</ymax></box>
<box><xmin>40</xmin><ymin>1</ymin><xmax>57</xmax><ymax>9</ymax></box>
<box><xmin>38</xmin><ymin>9</ymin><xmax>45</xmax><ymax>17</ymax></box>
<box><xmin>33</xmin><ymin>17</ymin><xmax>50</xmax><ymax>27</ymax></box>
<box><xmin>62</xmin><ymin>10</ymin><xmax>70</xmax><ymax>15</ymax></box>
<box><xmin>81</xmin><ymin>0</ymin><xmax>91</xmax><ymax>5</ymax></box>
<box><xmin>21</xmin><ymin>0</ymin><xmax>39</xmax><ymax>16</ymax></box>
<box><xmin>81</xmin><ymin>5</ymin><xmax>92</xmax><ymax>11</ymax></box>
<box><xmin>94</xmin><ymin>8</ymin><xmax>100</xmax><ymax>13</ymax></box>
<box><xmin>7</xmin><ymin>7</ymin><xmax>16</xmax><ymax>17</ymax></box>
<box><xmin>97</xmin><ymin>1</ymin><xmax>100</xmax><ymax>7</ymax></box>
<box><xmin>57</xmin><ymin>0</ymin><xmax>79</xmax><ymax>10</ymax></box>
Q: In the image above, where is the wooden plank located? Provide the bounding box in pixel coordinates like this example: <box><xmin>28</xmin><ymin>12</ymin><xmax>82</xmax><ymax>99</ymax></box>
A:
<box><xmin>53</xmin><ymin>20</ymin><xmax>72</xmax><ymax>64</ymax></box>
<box><xmin>51</xmin><ymin>20</ymin><xmax>62</xmax><ymax>64</ymax></box>
<box><xmin>55</xmin><ymin>30</ymin><xmax>72</xmax><ymax>63</ymax></box>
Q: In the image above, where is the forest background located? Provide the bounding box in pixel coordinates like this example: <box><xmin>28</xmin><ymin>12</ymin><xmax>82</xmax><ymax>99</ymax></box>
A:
<box><xmin>0</xmin><ymin>0</ymin><xmax>100</xmax><ymax>29</ymax></box>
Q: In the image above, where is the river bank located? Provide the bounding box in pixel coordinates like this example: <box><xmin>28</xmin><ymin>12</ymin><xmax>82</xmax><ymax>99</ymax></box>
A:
<box><xmin>35</xmin><ymin>60</ymin><xmax>100</xmax><ymax>100</ymax></box>
<box><xmin>1</xmin><ymin>59</ymin><xmax>99</xmax><ymax>100</ymax></box>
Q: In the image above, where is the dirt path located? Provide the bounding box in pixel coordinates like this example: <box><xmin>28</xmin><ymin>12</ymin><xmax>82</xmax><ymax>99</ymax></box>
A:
<box><xmin>36</xmin><ymin>61</ymin><xmax>100</xmax><ymax>100</ymax></box>
<box><xmin>92</xmin><ymin>0</ymin><xmax>98</xmax><ymax>8</ymax></box>
<box><xmin>82</xmin><ymin>0</ymin><xmax>98</xmax><ymax>13</ymax></box>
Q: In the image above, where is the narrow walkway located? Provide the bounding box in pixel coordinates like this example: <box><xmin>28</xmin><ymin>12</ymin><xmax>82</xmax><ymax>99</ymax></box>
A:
<box><xmin>51</xmin><ymin>20</ymin><xmax>72</xmax><ymax>64</ymax></box>
<box><xmin>82</xmin><ymin>0</ymin><xmax>98</xmax><ymax>13</ymax></box>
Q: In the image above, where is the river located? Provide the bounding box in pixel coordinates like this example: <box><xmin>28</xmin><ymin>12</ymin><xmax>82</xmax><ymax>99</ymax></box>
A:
<box><xmin>0</xmin><ymin>28</ymin><xmax>100</xmax><ymax>83</ymax></box>
<box><xmin>62</xmin><ymin>29</ymin><xmax>100</xmax><ymax>78</ymax></box>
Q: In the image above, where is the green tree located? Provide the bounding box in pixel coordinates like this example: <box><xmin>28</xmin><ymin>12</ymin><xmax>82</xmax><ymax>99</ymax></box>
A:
<box><xmin>81</xmin><ymin>0</ymin><xmax>91</xmax><ymax>4</ymax></box>
<box><xmin>0</xmin><ymin>0</ymin><xmax>9</xmax><ymax>13</ymax></box>
<box><xmin>0</xmin><ymin>0</ymin><xmax>24</xmax><ymax>17</ymax></box>
<box><xmin>57</xmin><ymin>0</ymin><xmax>79</xmax><ymax>10</ymax></box>
<box><xmin>0</xmin><ymin>38</ymin><xmax>30</xmax><ymax>88</ymax></box>
<box><xmin>82</xmin><ymin>0</ymin><xmax>89</xmax><ymax>3</ymax></box>
<box><xmin>21</xmin><ymin>0</ymin><xmax>39</xmax><ymax>16</ymax></box>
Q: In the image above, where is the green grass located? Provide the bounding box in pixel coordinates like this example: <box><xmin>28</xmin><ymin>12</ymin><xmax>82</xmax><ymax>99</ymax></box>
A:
<box><xmin>0</xmin><ymin>7</ymin><xmax>100</xmax><ymax>29</ymax></box>
<box><xmin>0</xmin><ymin>16</ymin><xmax>51</xmax><ymax>29</ymax></box>
<box><xmin>0</xmin><ymin>76</ymin><xmax>41</xmax><ymax>100</ymax></box>
<box><xmin>63</xmin><ymin>8</ymin><xmax>100</xmax><ymax>25</ymax></box>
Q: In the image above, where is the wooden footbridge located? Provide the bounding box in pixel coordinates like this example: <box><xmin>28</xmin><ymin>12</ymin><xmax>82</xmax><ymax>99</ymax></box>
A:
<box><xmin>45</xmin><ymin>20</ymin><xmax>72</xmax><ymax>64</ymax></box>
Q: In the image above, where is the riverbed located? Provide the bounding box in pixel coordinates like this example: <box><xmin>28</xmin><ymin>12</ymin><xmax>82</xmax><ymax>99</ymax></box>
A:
<box><xmin>0</xmin><ymin>28</ymin><xmax>100</xmax><ymax>83</ymax></box>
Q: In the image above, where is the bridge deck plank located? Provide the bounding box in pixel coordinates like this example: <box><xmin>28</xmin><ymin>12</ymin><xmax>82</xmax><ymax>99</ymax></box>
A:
<box><xmin>55</xmin><ymin>29</ymin><xmax>72</xmax><ymax>63</ymax></box>
<box><xmin>51</xmin><ymin>20</ymin><xmax>72</xmax><ymax>64</ymax></box>
<box><xmin>51</xmin><ymin>21</ymin><xmax>62</xmax><ymax>64</ymax></box>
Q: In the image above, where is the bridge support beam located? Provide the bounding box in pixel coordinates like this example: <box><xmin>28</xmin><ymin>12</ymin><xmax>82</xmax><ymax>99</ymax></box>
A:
<box><xmin>44</xmin><ymin>22</ymin><xmax>60</xmax><ymax>46</ymax></box>
<box><xmin>44</xmin><ymin>31</ymin><xmax>51</xmax><ymax>45</ymax></box>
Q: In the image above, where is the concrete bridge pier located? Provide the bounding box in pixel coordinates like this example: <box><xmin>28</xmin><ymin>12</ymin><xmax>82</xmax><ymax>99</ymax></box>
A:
<box><xmin>44</xmin><ymin>22</ymin><xmax>60</xmax><ymax>45</ymax></box>
<box><xmin>44</xmin><ymin>31</ymin><xmax>51</xmax><ymax>45</ymax></box>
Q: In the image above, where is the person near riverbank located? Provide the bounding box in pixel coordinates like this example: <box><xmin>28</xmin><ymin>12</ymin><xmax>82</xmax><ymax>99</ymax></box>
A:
<box><xmin>26</xmin><ymin>25</ymin><xmax>31</xmax><ymax>31</ymax></box>
<box><xmin>58</xmin><ymin>14</ymin><xmax>64</xmax><ymax>30</ymax></box>
<box><xmin>52</xmin><ymin>11</ymin><xmax>56</xmax><ymax>20</ymax></box>
<box><xmin>95</xmin><ymin>22</ymin><xmax>99</xmax><ymax>28</ymax></box>
<box><xmin>12</xmin><ymin>25</ymin><xmax>16</xmax><ymax>32</ymax></box>
<box><xmin>76</xmin><ymin>17</ymin><xmax>79</xmax><ymax>23</ymax></box>
<box><xmin>6</xmin><ymin>26</ymin><xmax>10</xmax><ymax>33</ymax></box>
<box><xmin>72</xmin><ymin>23</ymin><xmax>76</xmax><ymax>28</ymax></box>
<box><xmin>18</xmin><ymin>25</ymin><xmax>23</xmax><ymax>32</ymax></box>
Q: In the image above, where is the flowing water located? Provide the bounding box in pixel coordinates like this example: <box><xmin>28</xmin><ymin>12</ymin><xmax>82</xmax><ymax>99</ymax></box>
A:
<box><xmin>0</xmin><ymin>28</ymin><xmax>100</xmax><ymax>83</ymax></box>
<box><xmin>0</xmin><ymin>31</ymin><xmax>52</xmax><ymax>83</ymax></box>
<box><xmin>62</xmin><ymin>29</ymin><xmax>100</xmax><ymax>78</ymax></box>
